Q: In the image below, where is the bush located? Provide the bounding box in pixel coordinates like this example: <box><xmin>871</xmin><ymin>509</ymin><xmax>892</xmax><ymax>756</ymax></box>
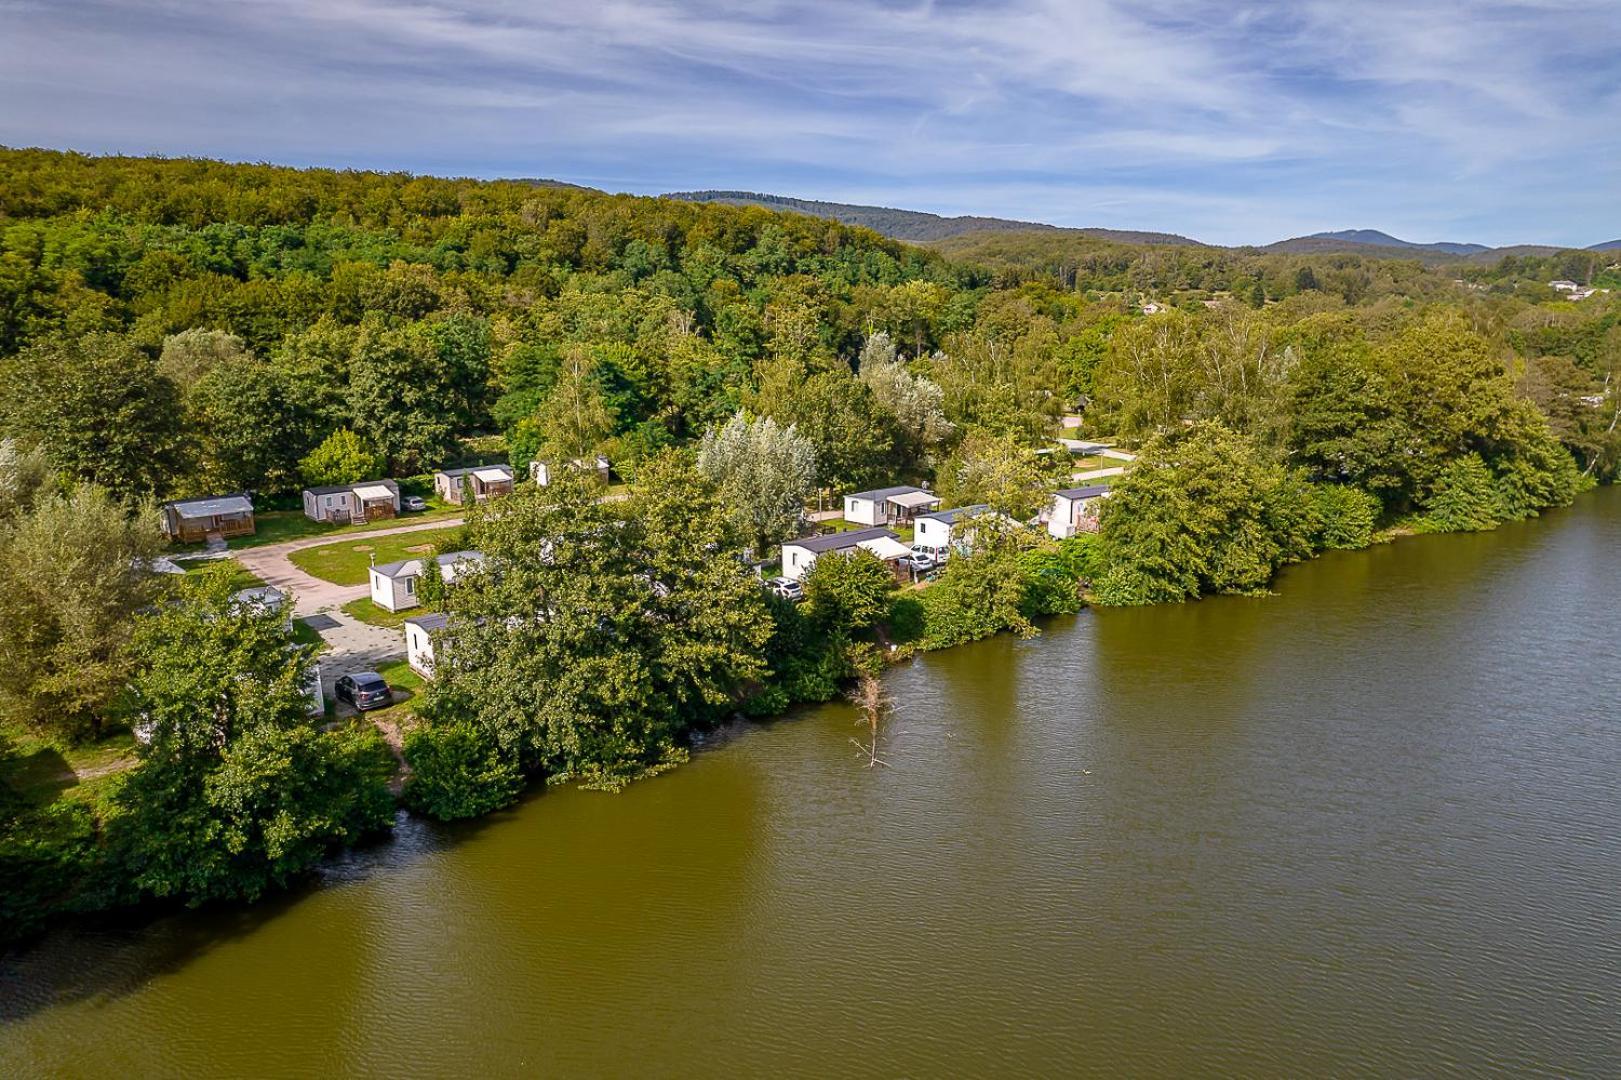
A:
<box><xmin>1422</xmin><ymin>454</ymin><xmax>1504</xmax><ymax>532</ymax></box>
<box><xmin>1311</xmin><ymin>484</ymin><xmax>1381</xmax><ymax>549</ymax></box>
<box><xmin>0</xmin><ymin>796</ymin><xmax>104</xmax><ymax>943</ymax></box>
<box><xmin>402</xmin><ymin>722</ymin><xmax>522</xmax><ymax>821</ymax></box>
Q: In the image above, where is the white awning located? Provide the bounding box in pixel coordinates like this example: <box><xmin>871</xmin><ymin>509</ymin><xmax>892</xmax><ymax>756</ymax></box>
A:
<box><xmin>857</xmin><ymin>536</ymin><xmax>912</xmax><ymax>562</ymax></box>
<box><xmin>472</xmin><ymin>467</ymin><xmax>511</xmax><ymax>483</ymax></box>
<box><xmin>351</xmin><ymin>484</ymin><xmax>394</xmax><ymax>501</ymax></box>
<box><xmin>886</xmin><ymin>490</ymin><xmax>940</xmax><ymax>509</ymax></box>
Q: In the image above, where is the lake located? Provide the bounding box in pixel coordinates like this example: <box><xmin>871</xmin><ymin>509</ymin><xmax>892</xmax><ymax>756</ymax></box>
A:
<box><xmin>4</xmin><ymin>490</ymin><xmax>1620</xmax><ymax>1077</ymax></box>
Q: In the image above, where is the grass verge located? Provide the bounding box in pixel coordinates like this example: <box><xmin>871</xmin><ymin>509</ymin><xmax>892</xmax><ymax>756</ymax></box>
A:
<box><xmin>288</xmin><ymin>525</ymin><xmax>467</xmax><ymax>586</ymax></box>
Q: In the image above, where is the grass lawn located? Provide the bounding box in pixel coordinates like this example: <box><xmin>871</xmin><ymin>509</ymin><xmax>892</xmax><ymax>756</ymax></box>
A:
<box><xmin>1069</xmin><ymin>455</ymin><xmax>1114</xmax><ymax>472</ymax></box>
<box><xmin>0</xmin><ymin>723</ymin><xmax>137</xmax><ymax>810</ymax></box>
<box><xmin>340</xmin><ymin>597</ymin><xmax>418</xmax><ymax>629</ymax></box>
<box><xmin>220</xmin><ymin>501</ymin><xmax>464</xmax><ymax>551</ymax></box>
<box><xmin>371</xmin><ymin>659</ymin><xmax>425</xmax><ymax>717</ymax></box>
<box><xmin>288</xmin><ymin>525</ymin><xmax>466</xmax><ymax>586</ymax></box>
<box><xmin>181</xmin><ymin>558</ymin><xmax>267</xmax><ymax>591</ymax></box>
<box><xmin>291</xmin><ymin>618</ymin><xmax>327</xmax><ymax>650</ymax></box>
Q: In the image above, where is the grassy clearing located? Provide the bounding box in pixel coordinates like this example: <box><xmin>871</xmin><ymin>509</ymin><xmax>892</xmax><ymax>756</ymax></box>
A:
<box><xmin>288</xmin><ymin>525</ymin><xmax>466</xmax><ymax>585</ymax></box>
<box><xmin>291</xmin><ymin>618</ymin><xmax>327</xmax><ymax>650</ymax></box>
<box><xmin>181</xmin><ymin>558</ymin><xmax>267</xmax><ymax>591</ymax></box>
<box><xmin>0</xmin><ymin>724</ymin><xmax>137</xmax><ymax>810</ymax></box>
<box><xmin>369</xmin><ymin>659</ymin><xmax>425</xmax><ymax>718</ymax></box>
<box><xmin>340</xmin><ymin>597</ymin><xmax>418</xmax><ymax>629</ymax></box>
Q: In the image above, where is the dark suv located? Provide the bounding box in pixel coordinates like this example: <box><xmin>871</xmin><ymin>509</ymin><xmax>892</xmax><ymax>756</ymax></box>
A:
<box><xmin>335</xmin><ymin>672</ymin><xmax>392</xmax><ymax>711</ymax></box>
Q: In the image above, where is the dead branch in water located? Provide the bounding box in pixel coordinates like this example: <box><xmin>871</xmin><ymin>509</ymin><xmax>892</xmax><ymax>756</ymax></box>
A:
<box><xmin>848</xmin><ymin>671</ymin><xmax>891</xmax><ymax>768</ymax></box>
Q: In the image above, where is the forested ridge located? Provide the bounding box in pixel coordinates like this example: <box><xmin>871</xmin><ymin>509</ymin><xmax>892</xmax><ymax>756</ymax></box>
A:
<box><xmin>1</xmin><ymin>147</ymin><xmax>1616</xmax><ymax>942</ymax></box>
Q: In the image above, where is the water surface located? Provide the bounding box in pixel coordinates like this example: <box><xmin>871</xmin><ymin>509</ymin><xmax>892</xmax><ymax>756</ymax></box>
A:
<box><xmin>4</xmin><ymin>491</ymin><xmax>1620</xmax><ymax>1076</ymax></box>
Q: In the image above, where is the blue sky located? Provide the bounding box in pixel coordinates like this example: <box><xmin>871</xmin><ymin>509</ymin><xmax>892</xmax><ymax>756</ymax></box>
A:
<box><xmin>1</xmin><ymin>0</ymin><xmax>1617</xmax><ymax>246</ymax></box>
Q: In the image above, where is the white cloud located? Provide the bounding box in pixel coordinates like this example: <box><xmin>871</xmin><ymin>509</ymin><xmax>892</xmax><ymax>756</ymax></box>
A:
<box><xmin>0</xmin><ymin>0</ymin><xmax>1616</xmax><ymax>245</ymax></box>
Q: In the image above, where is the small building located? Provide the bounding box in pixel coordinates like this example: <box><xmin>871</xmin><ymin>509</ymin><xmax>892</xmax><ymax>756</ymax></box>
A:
<box><xmin>1048</xmin><ymin>485</ymin><xmax>1112</xmax><ymax>540</ymax></box>
<box><xmin>1549</xmin><ymin>280</ymin><xmax>1580</xmax><ymax>292</ymax></box>
<box><xmin>914</xmin><ymin>505</ymin><xmax>998</xmax><ymax>552</ymax></box>
<box><xmin>367</xmin><ymin>549</ymin><xmax>486</xmax><ymax>613</ymax></box>
<box><xmin>300</xmin><ymin>479</ymin><xmax>401</xmax><ymax>524</ymax></box>
<box><xmin>404</xmin><ymin>612</ymin><xmax>450</xmax><ymax>677</ymax></box>
<box><xmin>842</xmin><ymin>485</ymin><xmax>941</xmax><ymax>527</ymax></box>
<box><xmin>160</xmin><ymin>493</ymin><xmax>255</xmax><ymax>543</ymax></box>
<box><xmin>1141</xmin><ymin>301</ymin><xmax>1167</xmax><ymax>314</ymax></box>
<box><xmin>529</xmin><ymin>455</ymin><xmax>610</xmax><ymax>487</ymax></box>
<box><xmin>780</xmin><ymin>527</ymin><xmax>911</xmax><ymax>582</ymax></box>
<box><xmin>434</xmin><ymin>464</ymin><xmax>515</xmax><ymax>505</ymax></box>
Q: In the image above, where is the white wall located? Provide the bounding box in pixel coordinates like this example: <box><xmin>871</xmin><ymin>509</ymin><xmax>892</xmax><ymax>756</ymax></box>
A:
<box><xmin>781</xmin><ymin>545</ymin><xmax>817</xmax><ymax>582</ymax></box>
<box><xmin>369</xmin><ymin>568</ymin><xmax>420</xmax><ymax>612</ymax></box>
<box><xmin>843</xmin><ymin>497</ymin><xmax>881</xmax><ymax>526</ymax></box>
<box><xmin>406</xmin><ymin>624</ymin><xmax>436</xmax><ymax>676</ymax></box>
<box><xmin>915</xmin><ymin>517</ymin><xmax>950</xmax><ymax>549</ymax></box>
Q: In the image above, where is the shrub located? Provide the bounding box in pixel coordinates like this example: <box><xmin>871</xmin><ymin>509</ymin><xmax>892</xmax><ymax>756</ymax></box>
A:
<box><xmin>402</xmin><ymin>722</ymin><xmax>522</xmax><ymax>821</ymax></box>
<box><xmin>1422</xmin><ymin>454</ymin><xmax>1504</xmax><ymax>532</ymax></box>
<box><xmin>1311</xmin><ymin>484</ymin><xmax>1381</xmax><ymax>550</ymax></box>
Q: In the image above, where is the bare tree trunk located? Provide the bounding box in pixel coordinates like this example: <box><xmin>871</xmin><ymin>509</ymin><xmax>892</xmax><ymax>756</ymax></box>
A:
<box><xmin>848</xmin><ymin>672</ymin><xmax>890</xmax><ymax>767</ymax></box>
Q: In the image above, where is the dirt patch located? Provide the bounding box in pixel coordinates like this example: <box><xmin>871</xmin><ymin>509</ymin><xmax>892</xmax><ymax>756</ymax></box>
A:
<box><xmin>350</xmin><ymin>544</ymin><xmax>375</xmax><ymax>552</ymax></box>
<box><xmin>404</xmin><ymin>544</ymin><xmax>433</xmax><ymax>553</ymax></box>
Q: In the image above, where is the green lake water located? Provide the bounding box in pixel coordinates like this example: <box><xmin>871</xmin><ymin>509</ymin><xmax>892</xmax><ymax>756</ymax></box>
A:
<box><xmin>4</xmin><ymin>490</ymin><xmax>1620</xmax><ymax>1076</ymax></box>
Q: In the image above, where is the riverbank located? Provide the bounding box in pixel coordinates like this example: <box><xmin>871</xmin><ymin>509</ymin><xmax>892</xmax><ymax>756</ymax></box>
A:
<box><xmin>6</xmin><ymin>486</ymin><xmax>1618</xmax><ymax>1076</ymax></box>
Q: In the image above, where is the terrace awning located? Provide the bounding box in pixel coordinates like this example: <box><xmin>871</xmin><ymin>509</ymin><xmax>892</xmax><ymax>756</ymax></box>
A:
<box><xmin>857</xmin><ymin>536</ymin><xmax>912</xmax><ymax>562</ymax></box>
<box><xmin>886</xmin><ymin>490</ymin><xmax>940</xmax><ymax>509</ymax></box>
<box><xmin>352</xmin><ymin>484</ymin><xmax>395</xmax><ymax>501</ymax></box>
<box><xmin>472</xmin><ymin>468</ymin><xmax>511</xmax><ymax>483</ymax></box>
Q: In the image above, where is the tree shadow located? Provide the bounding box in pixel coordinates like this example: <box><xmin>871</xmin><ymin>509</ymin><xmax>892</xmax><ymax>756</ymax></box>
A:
<box><xmin>0</xmin><ymin>747</ymin><xmax>75</xmax><ymax>806</ymax></box>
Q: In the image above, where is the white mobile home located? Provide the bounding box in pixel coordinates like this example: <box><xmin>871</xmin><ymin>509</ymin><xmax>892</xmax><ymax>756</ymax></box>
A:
<box><xmin>841</xmin><ymin>485</ymin><xmax>941</xmax><ymax>527</ymax></box>
<box><xmin>529</xmin><ymin>455</ymin><xmax>610</xmax><ymax>487</ymax></box>
<box><xmin>434</xmin><ymin>465</ymin><xmax>515</xmax><ymax>505</ymax></box>
<box><xmin>1048</xmin><ymin>485</ymin><xmax>1111</xmax><ymax>540</ymax></box>
<box><xmin>913</xmin><ymin>505</ymin><xmax>999</xmax><ymax>552</ymax></box>
<box><xmin>404</xmin><ymin>612</ymin><xmax>450</xmax><ymax>677</ymax></box>
<box><xmin>301</xmin><ymin>479</ymin><xmax>401</xmax><ymax>524</ymax></box>
<box><xmin>780</xmin><ymin>527</ymin><xmax>911</xmax><ymax>582</ymax></box>
<box><xmin>367</xmin><ymin>549</ymin><xmax>486</xmax><ymax>613</ymax></box>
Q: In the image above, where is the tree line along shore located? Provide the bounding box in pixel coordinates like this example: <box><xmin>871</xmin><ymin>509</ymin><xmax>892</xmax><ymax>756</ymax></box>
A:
<box><xmin>1</xmin><ymin>148</ymin><xmax>1615</xmax><ymax>943</ymax></box>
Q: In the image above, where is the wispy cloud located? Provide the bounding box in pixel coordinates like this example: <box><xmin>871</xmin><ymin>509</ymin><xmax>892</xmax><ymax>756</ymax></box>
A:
<box><xmin>0</xmin><ymin>0</ymin><xmax>1616</xmax><ymax>244</ymax></box>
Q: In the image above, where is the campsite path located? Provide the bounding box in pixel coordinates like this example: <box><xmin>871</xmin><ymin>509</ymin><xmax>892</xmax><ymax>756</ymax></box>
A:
<box><xmin>233</xmin><ymin>518</ymin><xmax>465</xmax><ymax>617</ymax></box>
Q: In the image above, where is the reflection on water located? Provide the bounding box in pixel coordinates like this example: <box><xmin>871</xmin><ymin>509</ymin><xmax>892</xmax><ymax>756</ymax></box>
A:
<box><xmin>4</xmin><ymin>491</ymin><xmax>1620</xmax><ymax>1077</ymax></box>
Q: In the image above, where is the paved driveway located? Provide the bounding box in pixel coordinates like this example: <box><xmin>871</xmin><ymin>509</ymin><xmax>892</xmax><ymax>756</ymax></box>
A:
<box><xmin>233</xmin><ymin>518</ymin><xmax>464</xmax><ymax>617</ymax></box>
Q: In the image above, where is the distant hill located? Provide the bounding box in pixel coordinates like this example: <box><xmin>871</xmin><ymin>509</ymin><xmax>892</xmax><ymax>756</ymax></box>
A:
<box><xmin>508</xmin><ymin>176</ymin><xmax>593</xmax><ymax>191</ymax></box>
<box><xmin>1265</xmin><ymin>229</ymin><xmax>1491</xmax><ymax>257</ymax></box>
<box><xmin>1590</xmin><ymin>239</ymin><xmax>1621</xmax><ymax>252</ymax></box>
<box><xmin>661</xmin><ymin>190</ymin><xmax>1203</xmax><ymax>246</ymax></box>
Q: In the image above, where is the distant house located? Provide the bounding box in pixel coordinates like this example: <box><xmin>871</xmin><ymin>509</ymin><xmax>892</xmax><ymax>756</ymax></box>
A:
<box><xmin>160</xmin><ymin>493</ymin><xmax>255</xmax><ymax>543</ymax></box>
<box><xmin>842</xmin><ymin>485</ymin><xmax>941</xmax><ymax>527</ymax></box>
<box><xmin>529</xmin><ymin>455</ymin><xmax>610</xmax><ymax>487</ymax></box>
<box><xmin>367</xmin><ymin>549</ymin><xmax>486</xmax><ymax>613</ymax></box>
<box><xmin>914</xmin><ymin>505</ymin><xmax>1000</xmax><ymax>552</ymax></box>
<box><xmin>434</xmin><ymin>465</ymin><xmax>514</xmax><ymax>505</ymax></box>
<box><xmin>404</xmin><ymin>612</ymin><xmax>450</xmax><ymax>677</ymax></box>
<box><xmin>1141</xmin><ymin>301</ymin><xmax>1167</xmax><ymax>314</ymax></box>
<box><xmin>1048</xmin><ymin>485</ymin><xmax>1112</xmax><ymax>540</ymax></box>
<box><xmin>231</xmin><ymin>585</ymin><xmax>286</xmax><ymax>621</ymax></box>
<box><xmin>780</xmin><ymin>527</ymin><xmax>911</xmax><ymax>582</ymax></box>
<box><xmin>300</xmin><ymin>479</ymin><xmax>400</xmax><ymax>524</ymax></box>
<box><xmin>1549</xmin><ymin>280</ymin><xmax>1581</xmax><ymax>292</ymax></box>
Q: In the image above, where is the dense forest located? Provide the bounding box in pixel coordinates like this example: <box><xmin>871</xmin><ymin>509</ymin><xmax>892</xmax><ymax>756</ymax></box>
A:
<box><xmin>1</xmin><ymin>148</ymin><xmax>1616</xmax><ymax>941</ymax></box>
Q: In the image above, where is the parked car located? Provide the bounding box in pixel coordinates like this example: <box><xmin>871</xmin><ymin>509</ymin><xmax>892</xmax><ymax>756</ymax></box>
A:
<box><xmin>764</xmin><ymin>576</ymin><xmax>805</xmax><ymax>602</ymax></box>
<box><xmin>904</xmin><ymin>553</ymin><xmax>938</xmax><ymax>574</ymax></box>
<box><xmin>335</xmin><ymin>672</ymin><xmax>392</xmax><ymax>711</ymax></box>
<box><xmin>403</xmin><ymin>495</ymin><xmax>427</xmax><ymax>512</ymax></box>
